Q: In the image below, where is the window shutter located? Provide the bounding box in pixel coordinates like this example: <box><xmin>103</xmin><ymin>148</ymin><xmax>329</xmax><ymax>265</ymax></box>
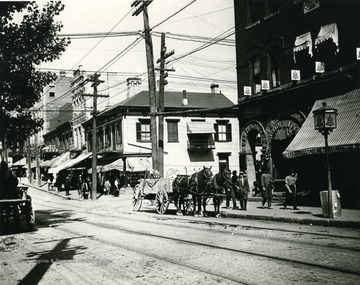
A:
<box><xmin>226</xmin><ymin>124</ymin><xmax>232</xmax><ymax>142</ymax></box>
<box><xmin>214</xmin><ymin>124</ymin><xmax>219</xmax><ymax>142</ymax></box>
<box><xmin>136</xmin><ymin>122</ymin><xmax>141</xmax><ymax>142</ymax></box>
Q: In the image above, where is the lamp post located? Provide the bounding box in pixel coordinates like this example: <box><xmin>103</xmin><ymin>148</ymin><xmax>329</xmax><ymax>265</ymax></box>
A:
<box><xmin>313</xmin><ymin>102</ymin><xmax>338</xmax><ymax>218</ymax></box>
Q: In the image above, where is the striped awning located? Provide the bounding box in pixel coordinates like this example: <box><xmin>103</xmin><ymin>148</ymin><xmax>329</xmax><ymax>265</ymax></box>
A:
<box><xmin>283</xmin><ymin>89</ymin><xmax>360</xmax><ymax>159</ymax></box>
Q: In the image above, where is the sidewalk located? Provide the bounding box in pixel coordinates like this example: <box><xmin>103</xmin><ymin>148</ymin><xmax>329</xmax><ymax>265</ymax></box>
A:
<box><xmin>21</xmin><ymin>179</ymin><xmax>360</xmax><ymax>229</ymax></box>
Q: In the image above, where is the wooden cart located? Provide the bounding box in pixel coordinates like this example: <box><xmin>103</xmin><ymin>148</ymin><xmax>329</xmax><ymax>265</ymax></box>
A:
<box><xmin>132</xmin><ymin>177</ymin><xmax>173</xmax><ymax>214</ymax></box>
<box><xmin>0</xmin><ymin>186</ymin><xmax>35</xmax><ymax>233</ymax></box>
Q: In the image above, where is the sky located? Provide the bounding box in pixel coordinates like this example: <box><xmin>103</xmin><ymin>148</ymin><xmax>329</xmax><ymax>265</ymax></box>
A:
<box><xmin>36</xmin><ymin>0</ymin><xmax>237</xmax><ymax>104</ymax></box>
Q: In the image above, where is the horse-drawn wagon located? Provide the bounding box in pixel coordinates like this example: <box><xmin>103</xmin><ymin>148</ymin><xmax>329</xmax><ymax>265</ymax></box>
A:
<box><xmin>132</xmin><ymin>167</ymin><xmax>229</xmax><ymax>217</ymax></box>
<box><xmin>132</xmin><ymin>176</ymin><xmax>173</xmax><ymax>214</ymax></box>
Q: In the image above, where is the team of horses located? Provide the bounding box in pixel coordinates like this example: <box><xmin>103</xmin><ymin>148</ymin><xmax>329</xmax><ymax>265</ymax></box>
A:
<box><xmin>172</xmin><ymin>167</ymin><xmax>232</xmax><ymax>217</ymax></box>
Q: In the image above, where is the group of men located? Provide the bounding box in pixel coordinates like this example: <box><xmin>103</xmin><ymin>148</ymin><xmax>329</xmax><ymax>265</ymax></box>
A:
<box><xmin>226</xmin><ymin>167</ymin><xmax>299</xmax><ymax>211</ymax></box>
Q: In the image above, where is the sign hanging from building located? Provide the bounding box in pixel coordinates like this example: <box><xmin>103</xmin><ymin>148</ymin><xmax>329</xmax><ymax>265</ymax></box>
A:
<box><xmin>255</xmin><ymin>84</ymin><xmax>261</xmax><ymax>93</ymax></box>
<box><xmin>315</xmin><ymin>61</ymin><xmax>325</xmax><ymax>73</ymax></box>
<box><xmin>244</xmin><ymin>86</ymin><xmax>252</xmax><ymax>96</ymax></box>
<box><xmin>357</xmin><ymin>47</ymin><xmax>360</xmax><ymax>60</ymax></box>
<box><xmin>291</xmin><ymin>70</ymin><xmax>301</xmax><ymax>81</ymax></box>
<box><xmin>261</xmin><ymin>80</ymin><xmax>270</xmax><ymax>90</ymax></box>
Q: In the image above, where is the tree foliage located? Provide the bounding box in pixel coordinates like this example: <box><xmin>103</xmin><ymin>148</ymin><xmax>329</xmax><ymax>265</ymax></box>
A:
<box><xmin>0</xmin><ymin>1</ymin><xmax>70</xmax><ymax>148</ymax></box>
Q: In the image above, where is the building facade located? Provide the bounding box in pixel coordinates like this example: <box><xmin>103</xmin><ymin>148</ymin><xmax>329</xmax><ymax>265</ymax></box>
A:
<box><xmin>234</xmin><ymin>0</ymin><xmax>360</xmax><ymax>207</ymax></box>
<box><xmin>82</xmin><ymin>88</ymin><xmax>240</xmax><ymax>177</ymax></box>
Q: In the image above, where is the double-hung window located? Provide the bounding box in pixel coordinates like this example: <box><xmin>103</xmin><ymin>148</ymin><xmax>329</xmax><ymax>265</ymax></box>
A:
<box><xmin>136</xmin><ymin>119</ymin><xmax>151</xmax><ymax>142</ymax></box>
<box><xmin>214</xmin><ymin>120</ymin><xmax>232</xmax><ymax>142</ymax></box>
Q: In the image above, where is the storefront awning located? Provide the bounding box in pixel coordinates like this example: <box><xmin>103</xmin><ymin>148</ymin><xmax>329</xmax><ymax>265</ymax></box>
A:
<box><xmin>49</xmin><ymin>152</ymin><xmax>91</xmax><ymax>174</ymax></box>
<box><xmin>99</xmin><ymin>158</ymin><xmax>124</xmax><ymax>172</ymax></box>
<box><xmin>40</xmin><ymin>155</ymin><xmax>62</xmax><ymax>168</ymax></box>
<box><xmin>293</xmin><ymin>32</ymin><xmax>313</xmax><ymax>62</ymax></box>
<box><xmin>187</xmin><ymin>122</ymin><xmax>215</xmax><ymax>134</ymax></box>
<box><xmin>315</xmin><ymin>23</ymin><xmax>339</xmax><ymax>52</ymax></box>
<box><xmin>12</xmin><ymin>157</ymin><xmax>27</xmax><ymax>167</ymax></box>
<box><xmin>127</xmin><ymin>157</ymin><xmax>152</xmax><ymax>172</ymax></box>
<box><xmin>283</xmin><ymin>89</ymin><xmax>360</xmax><ymax>159</ymax></box>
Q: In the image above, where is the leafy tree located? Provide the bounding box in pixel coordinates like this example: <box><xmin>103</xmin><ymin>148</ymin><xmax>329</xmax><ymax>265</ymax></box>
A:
<box><xmin>0</xmin><ymin>1</ymin><xmax>70</xmax><ymax>149</ymax></box>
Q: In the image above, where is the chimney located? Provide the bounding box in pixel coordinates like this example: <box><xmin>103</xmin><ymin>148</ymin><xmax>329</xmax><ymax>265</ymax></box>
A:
<box><xmin>182</xmin><ymin>90</ymin><xmax>188</xmax><ymax>106</ymax></box>
<box><xmin>126</xmin><ymin>77</ymin><xmax>141</xmax><ymax>98</ymax></box>
<box><xmin>210</xmin><ymin>83</ymin><xmax>219</xmax><ymax>94</ymax></box>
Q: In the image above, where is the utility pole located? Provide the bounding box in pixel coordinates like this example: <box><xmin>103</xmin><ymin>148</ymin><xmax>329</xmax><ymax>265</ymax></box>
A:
<box><xmin>35</xmin><ymin>133</ymin><xmax>41</xmax><ymax>187</ymax></box>
<box><xmin>132</xmin><ymin>0</ymin><xmax>159</xmax><ymax>172</ymax></box>
<box><xmin>84</xmin><ymin>73</ymin><xmax>107</xmax><ymax>200</ymax></box>
<box><xmin>156</xmin><ymin>33</ymin><xmax>174</xmax><ymax>177</ymax></box>
<box><xmin>27</xmin><ymin>137</ymin><xmax>32</xmax><ymax>184</ymax></box>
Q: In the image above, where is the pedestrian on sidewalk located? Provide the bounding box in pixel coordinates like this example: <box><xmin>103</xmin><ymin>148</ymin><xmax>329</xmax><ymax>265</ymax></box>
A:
<box><xmin>64</xmin><ymin>174</ymin><xmax>71</xmax><ymax>196</ymax></box>
<box><xmin>236</xmin><ymin>171</ymin><xmax>250</xmax><ymax>210</ymax></box>
<box><xmin>228</xmin><ymin>170</ymin><xmax>239</xmax><ymax>209</ymax></box>
<box><xmin>284</xmin><ymin>170</ymin><xmax>298</xmax><ymax>210</ymax></box>
<box><xmin>261</xmin><ymin>167</ymin><xmax>273</xmax><ymax>209</ymax></box>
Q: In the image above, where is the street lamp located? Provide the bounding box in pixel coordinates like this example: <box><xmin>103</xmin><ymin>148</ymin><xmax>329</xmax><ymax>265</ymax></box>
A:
<box><xmin>313</xmin><ymin>102</ymin><xmax>338</xmax><ymax>218</ymax></box>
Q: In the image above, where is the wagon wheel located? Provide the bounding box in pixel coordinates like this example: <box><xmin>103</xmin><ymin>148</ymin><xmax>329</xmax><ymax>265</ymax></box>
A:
<box><xmin>155</xmin><ymin>189</ymin><xmax>169</xmax><ymax>215</ymax></box>
<box><xmin>183</xmin><ymin>194</ymin><xmax>194</xmax><ymax>215</ymax></box>
<box><xmin>132</xmin><ymin>184</ymin><xmax>143</xmax><ymax>211</ymax></box>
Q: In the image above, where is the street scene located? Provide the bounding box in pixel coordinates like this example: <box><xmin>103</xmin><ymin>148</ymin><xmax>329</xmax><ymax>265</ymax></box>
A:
<box><xmin>1</xmin><ymin>0</ymin><xmax>360</xmax><ymax>284</ymax></box>
<box><xmin>1</xmin><ymin>182</ymin><xmax>360</xmax><ymax>285</ymax></box>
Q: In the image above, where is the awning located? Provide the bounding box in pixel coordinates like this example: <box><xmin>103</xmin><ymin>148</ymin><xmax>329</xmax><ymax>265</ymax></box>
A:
<box><xmin>315</xmin><ymin>23</ymin><xmax>339</xmax><ymax>52</ymax></box>
<box><xmin>293</xmin><ymin>32</ymin><xmax>313</xmax><ymax>62</ymax></box>
<box><xmin>48</xmin><ymin>152</ymin><xmax>91</xmax><ymax>174</ymax></box>
<box><xmin>283</xmin><ymin>89</ymin><xmax>360</xmax><ymax>159</ymax></box>
<box><xmin>98</xmin><ymin>158</ymin><xmax>124</xmax><ymax>172</ymax></box>
<box><xmin>127</xmin><ymin>157</ymin><xmax>152</xmax><ymax>172</ymax></box>
<box><xmin>12</xmin><ymin>157</ymin><xmax>27</xmax><ymax>167</ymax></box>
<box><xmin>187</xmin><ymin>122</ymin><xmax>215</xmax><ymax>134</ymax></box>
<box><xmin>40</xmin><ymin>155</ymin><xmax>62</xmax><ymax>168</ymax></box>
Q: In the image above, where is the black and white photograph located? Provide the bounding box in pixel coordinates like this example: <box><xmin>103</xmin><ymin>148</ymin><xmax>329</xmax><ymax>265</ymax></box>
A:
<box><xmin>0</xmin><ymin>0</ymin><xmax>359</xmax><ymax>284</ymax></box>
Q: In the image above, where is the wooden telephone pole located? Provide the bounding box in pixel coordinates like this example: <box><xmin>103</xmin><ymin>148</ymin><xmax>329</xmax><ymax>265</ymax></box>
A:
<box><xmin>156</xmin><ymin>33</ymin><xmax>174</xmax><ymax>177</ymax></box>
<box><xmin>132</xmin><ymin>0</ymin><xmax>159</xmax><ymax>172</ymax></box>
<box><xmin>84</xmin><ymin>73</ymin><xmax>107</xmax><ymax>200</ymax></box>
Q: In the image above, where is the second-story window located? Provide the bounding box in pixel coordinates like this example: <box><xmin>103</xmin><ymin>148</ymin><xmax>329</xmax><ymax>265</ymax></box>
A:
<box><xmin>166</xmin><ymin>119</ymin><xmax>179</xmax><ymax>142</ymax></box>
<box><xmin>214</xmin><ymin>120</ymin><xmax>232</xmax><ymax>142</ymax></box>
<box><xmin>136</xmin><ymin>119</ymin><xmax>151</xmax><ymax>142</ymax></box>
<box><xmin>250</xmin><ymin>56</ymin><xmax>261</xmax><ymax>92</ymax></box>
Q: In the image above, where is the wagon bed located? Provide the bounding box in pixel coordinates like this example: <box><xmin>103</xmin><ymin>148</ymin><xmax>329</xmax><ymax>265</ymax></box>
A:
<box><xmin>132</xmin><ymin>177</ymin><xmax>173</xmax><ymax>214</ymax></box>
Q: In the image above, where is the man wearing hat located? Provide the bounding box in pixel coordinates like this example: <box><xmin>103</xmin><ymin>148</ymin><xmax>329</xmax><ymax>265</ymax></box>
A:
<box><xmin>236</xmin><ymin>171</ymin><xmax>250</xmax><ymax>210</ymax></box>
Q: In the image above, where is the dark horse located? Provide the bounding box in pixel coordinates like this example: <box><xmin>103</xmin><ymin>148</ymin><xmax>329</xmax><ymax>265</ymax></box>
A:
<box><xmin>172</xmin><ymin>166</ymin><xmax>213</xmax><ymax>216</ymax></box>
<box><xmin>211</xmin><ymin>169</ymin><xmax>232</xmax><ymax>217</ymax></box>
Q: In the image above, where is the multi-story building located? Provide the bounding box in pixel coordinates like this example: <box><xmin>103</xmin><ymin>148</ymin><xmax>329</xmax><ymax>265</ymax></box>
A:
<box><xmin>234</xmin><ymin>0</ymin><xmax>360</xmax><ymax>207</ymax></box>
<box><xmin>82</xmin><ymin>86</ymin><xmax>239</xmax><ymax>183</ymax></box>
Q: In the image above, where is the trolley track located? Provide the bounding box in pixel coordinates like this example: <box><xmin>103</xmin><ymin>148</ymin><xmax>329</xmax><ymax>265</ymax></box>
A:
<box><xmin>34</xmin><ymin>197</ymin><xmax>360</xmax><ymax>241</ymax></box>
<box><xmin>33</xmin><ymin>202</ymin><xmax>360</xmax><ymax>277</ymax></box>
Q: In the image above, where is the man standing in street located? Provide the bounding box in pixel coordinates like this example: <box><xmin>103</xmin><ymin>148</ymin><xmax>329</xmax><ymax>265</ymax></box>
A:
<box><xmin>261</xmin><ymin>167</ymin><xmax>273</xmax><ymax>209</ymax></box>
<box><xmin>284</xmin><ymin>170</ymin><xmax>299</xmax><ymax>210</ymax></box>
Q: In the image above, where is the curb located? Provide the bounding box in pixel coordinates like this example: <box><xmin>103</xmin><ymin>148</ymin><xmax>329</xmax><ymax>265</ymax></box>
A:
<box><xmin>25</xmin><ymin>183</ymin><xmax>360</xmax><ymax>229</ymax></box>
